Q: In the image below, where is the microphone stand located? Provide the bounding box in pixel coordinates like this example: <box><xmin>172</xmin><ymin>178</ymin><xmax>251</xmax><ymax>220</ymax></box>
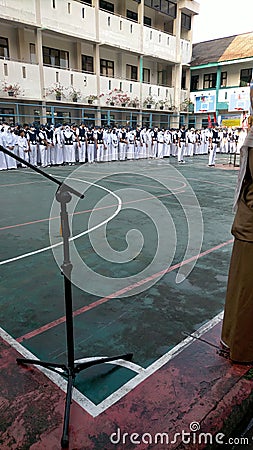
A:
<box><xmin>0</xmin><ymin>145</ymin><xmax>133</xmax><ymax>448</ymax></box>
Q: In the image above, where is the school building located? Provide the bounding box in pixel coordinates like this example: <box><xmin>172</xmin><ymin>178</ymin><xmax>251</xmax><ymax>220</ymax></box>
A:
<box><xmin>190</xmin><ymin>32</ymin><xmax>253</xmax><ymax>130</ymax></box>
<box><xmin>0</xmin><ymin>0</ymin><xmax>199</xmax><ymax>128</ymax></box>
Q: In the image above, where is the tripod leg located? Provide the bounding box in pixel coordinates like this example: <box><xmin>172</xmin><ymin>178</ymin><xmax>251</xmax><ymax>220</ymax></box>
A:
<box><xmin>61</xmin><ymin>368</ymin><xmax>74</xmax><ymax>448</ymax></box>
<box><xmin>17</xmin><ymin>358</ymin><xmax>67</xmax><ymax>373</ymax></box>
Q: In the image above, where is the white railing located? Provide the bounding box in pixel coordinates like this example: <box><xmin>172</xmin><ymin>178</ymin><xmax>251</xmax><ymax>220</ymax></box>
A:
<box><xmin>40</xmin><ymin>0</ymin><xmax>96</xmax><ymax>41</ymax></box>
<box><xmin>43</xmin><ymin>66</ymin><xmax>97</xmax><ymax>103</ymax></box>
<box><xmin>0</xmin><ymin>59</ymin><xmax>41</xmax><ymax>99</ymax></box>
<box><xmin>180</xmin><ymin>39</ymin><xmax>191</xmax><ymax>65</ymax></box>
<box><xmin>0</xmin><ymin>0</ymin><xmax>37</xmax><ymax>25</ymax></box>
<box><xmin>99</xmin><ymin>10</ymin><xmax>142</xmax><ymax>52</ymax></box>
<box><xmin>143</xmin><ymin>26</ymin><xmax>177</xmax><ymax>62</ymax></box>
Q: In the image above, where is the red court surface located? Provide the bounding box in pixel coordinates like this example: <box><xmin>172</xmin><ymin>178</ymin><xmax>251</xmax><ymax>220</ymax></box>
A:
<box><xmin>1</xmin><ymin>319</ymin><xmax>253</xmax><ymax>450</ymax></box>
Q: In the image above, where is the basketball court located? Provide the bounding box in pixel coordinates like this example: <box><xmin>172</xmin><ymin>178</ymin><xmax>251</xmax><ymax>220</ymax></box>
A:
<box><xmin>1</xmin><ymin>154</ymin><xmax>253</xmax><ymax>449</ymax></box>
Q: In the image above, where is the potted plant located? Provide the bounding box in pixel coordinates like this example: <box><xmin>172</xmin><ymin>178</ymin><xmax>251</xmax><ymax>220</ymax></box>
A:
<box><xmin>128</xmin><ymin>96</ymin><xmax>140</xmax><ymax>108</ymax></box>
<box><xmin>180</xmin><ymin>98</ymin><xmax>194</xmax><ymax>112</ymax></box>
<box><xmin>68</xmin><ymin>86</ymin><xmax>82</xmax><ymax>102</ymax></box>
<box><xmin>86</xmin><ymin>94</ymin><xmax>98</xmax><ymax>104</ymax></box>
<box><xmin>104</xmin><ymin>88</ymin><xmax>130</xmax><ymax>107</ymax></box>
<box><xmin>46</xmin><ymin>82</ymin><xmax>66</xmax><ymax>100</ymax></box>
<box><xmin>143</xmin><ymin>94</ymin><xmax>156</xmax><ymax>109</ymax></box>
<box><xmin>2</xmin><ymin>81</ymin><xmax>22</xmax><ymax>97</ymax></box>
<box><xmin>156</xmin><ymin>97</ymin><xmax>172</xmax><ymax>110</ymax></box>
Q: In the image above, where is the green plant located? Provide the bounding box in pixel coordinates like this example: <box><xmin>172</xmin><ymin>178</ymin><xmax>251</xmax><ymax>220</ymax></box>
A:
<box><xmin>46</xmin><ymin>82</ymin><xmax>66</xmax><ymax>98</ymax></box>
<box><xmin>143</xmin><ymin>94</ymin><xmax>156</xmax><ymax>107</ymax></box>
<box><xmin>68</xmin><ymin>86</ymin><xmax>82</xmax><ymax>101</ymax></box>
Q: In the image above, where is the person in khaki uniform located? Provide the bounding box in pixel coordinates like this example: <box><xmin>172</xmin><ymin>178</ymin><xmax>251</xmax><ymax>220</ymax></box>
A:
<box><xmin>221</xmin><ymin>114</ymin><xmax>253</xmax><ymax>363</ymax></box>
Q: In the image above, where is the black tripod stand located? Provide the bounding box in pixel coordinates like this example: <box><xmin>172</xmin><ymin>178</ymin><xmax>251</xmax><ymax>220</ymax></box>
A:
<box><xmin>0</xmin><ymin>145</ymin><xmax>133</xmax><ymax>448</ymax></box>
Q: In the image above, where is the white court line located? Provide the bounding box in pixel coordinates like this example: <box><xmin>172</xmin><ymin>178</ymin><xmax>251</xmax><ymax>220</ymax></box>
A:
<box><xmin>0</xmin><ymin>177</ymin><xmax>122</xmax><ymax>266</ymax></box>
<box><xmin>0</xmin><ymin>311</ymin><xmax>223</xmax><ymax>417</ymax></box>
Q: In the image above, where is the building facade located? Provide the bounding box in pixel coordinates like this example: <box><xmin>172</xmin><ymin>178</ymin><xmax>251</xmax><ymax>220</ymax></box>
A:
<box><xmin>0</xmin><ymin>0</ymin><xmax>199</xmax><ymax>127</ymax></box>
<box><xmin>190</xmin><ymin>32</ymin><xmax>253</xmax><ymax>129</ymax></box>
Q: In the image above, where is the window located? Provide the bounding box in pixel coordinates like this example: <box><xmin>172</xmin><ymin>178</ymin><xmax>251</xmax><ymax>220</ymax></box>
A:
<box><xmin>144</xmin><ymin>16</ymin><xmax>152</xmax><ymax>26</ymax></box>
<box><xmin>82</xmin><ymin>55</ymin><xmax>94</xmax><ymax>73</ymax></box>
<box><xmin>157</xmin><ymin>70</ymin><xmax>167</xmax><ymax>86</ymax></box>
<box><xmin>80</xmin><ymin>0</ymin><xmax>92</xmax><ymax>4</ymax></box>
<box><xmin>181</xmin><ymin>13</ymin><xmax>191</xmax><ymax>30</ymax></box>
<box><xmin>100</xmin><ymin>58</ymin><xmax>114</xmax><ymax>77</ymax></box>
<box><xmin>0</xmin><ymin>37</ymin><xmax>9</xmax><ymax>58</ymax></box>
<box><xmin>168</xmin><ymin>1</ymin><xmax>176</xmax><ymax>18</ymax></box>
<box><xmin>190</xmin><ymin>74</ymin><xmax>199</xmax><ymax>91</ymax></box>
<box><xmin>164</xmin><ymin>20</ymin><xmax>173</xmax><ymax>34</ymax></box>
<box><xmin>240</xmin><ymin>68</ymin><xmax>252</xmax><ymax>86</ymax></box>
<box><xmin>52</xmin><ymin>0</ymin><xmax>56</xmax><ymax>8</ymax></box>
<box><xmin>126</xmin><ymin>64</ymin><xmax>138</xmax><ymax>81</ymax></box>
<box><xmin>144</xmin><ymin>0</ymin><xmax>176</xmax><ymax>18</ymax></box>
<box><xmin>127</xmin><ymin>10</ymin><xmax>138</xmax><ymax>21</ymax></box>
<box><xmin>43</xmin><ymin>46</ymin><xmax>69</xmax><ymax>68</ymax></box>
<box><xmin>203</xmin><ymin>73</ymin><xmax>217</xmax><ymax>89</ymax></box>
<box><xmin>152</xmin><ymin>0</ymin><xmax>160</xmax><ymax>10</ymax></box>
<box><xmin>22</xmin><ymin>66</ymin><xmax>26</xmax><ymax>78</ymax></box>
<box><xmin>30</xmin><ymin>43</ymin><xmax>36</xmax><ymax>63</ymax></box>
<box><xmin>181</xmin><ymin>69</ymin><xmax>186</xmax><ymax>89</ymax></box>
<box><xmin>143</xmin><ymin>68</ymin><xmax>150</xmax><ymax>83</ymax></box>
<box><xmin>221</xmin><ymin>71</ymin><xmax>227</xmax><ymax>87</ymax></box>
<box><xmin>99</xmin><ymin>0</ymin><xmax>114</xmax><ymax>13</ymax></box>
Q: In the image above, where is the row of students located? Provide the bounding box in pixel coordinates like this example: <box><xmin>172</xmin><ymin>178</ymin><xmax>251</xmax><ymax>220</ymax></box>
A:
<box><xmin>0</xmin><ymin>123</ymin><xmax>246</xmax><ymax>170</ymax></box>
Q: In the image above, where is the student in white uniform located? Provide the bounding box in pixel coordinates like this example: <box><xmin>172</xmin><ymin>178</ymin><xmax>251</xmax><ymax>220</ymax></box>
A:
<box><xmin>118</xmin><ymin>127</ymin><xmax>127</xmax><ymax>161</ymax></box>
<box><xmin>163</xmin><ymin>129</ymin><xmax>172</xmax><ymax>157</ymax></box>
<box><xmin>187</xmin><ymin>128</ymin><xmax>196</xmax><ymax>157</ymax></box>
<box><xmin>126</xmin><ymin>128</ymin><xmax>135</xmax><ymax>160</ymax></box>
<box><xmin>78</xmin><ymin>123</ymin><xmax>87</xmax><ymax>163</ymax></box>
<box><xmin>26</xmin><ymin>126</ymin><xmax>38</xmax><ymax>166</ymax></box>
<box><xmin>171</xmin><ymin>129</ymin><xmax>178</xmax><ymax>157</ymax></box>
<box><xmin>86</xmin><ymin>127</ymin><xmax>96</xmax><ymax>163</ymax></box>
<box><xmin>62</xmin><ymin>125</ymin><xmax>76</xmax><ymax>165</ymax></box>
<box><xmin>95</xmin><ymin>127</ymin><xmax>106</xmax><ymax>162</ymax></box>
<box><xmin>134</xmin><ymin>127</ymin><xmax>143</xmax><ymax>159</ymax></box>
<box><xmin>45</xmin><ymin>125</ymin><xmax>54</xmax><ymax>166</ymax></box>
<box><xmin>151</xmin><ymin>128</ymin><xmax>158</xmax><ymax>158</ymax></box>
<box><xmin>110</xmin><ymin>128</ymin><xmax>119</xmax><ymax>161</ymax></box>
<box><xmin>208</xmin><ymin>127</ymin><xmax>220</xmax><ymax>166</ymax></box>
<box><xmin>0</xmin><ymin>129</ymin><xmax>8</xmax><ymax>170</ymax></box>
<box><xmin>38</xmin><ymin>126</ymin><xmax>48</xmax><ymax>167</ymax></box>
<box><xmin>157</xmin><ymin>129</ymin><xmax>165</xmax><ymax>158</ymax></box>
<box><xmin>2</xmin><ymin>127</ymin><xmax>17</xmax><ymax>169</ymax></box>
<box><xmin>54</xmin><ymin>125</ymin><xmax>64</xmax><ymax>165</ymax></box>
<box><xmin>17</xmin><ymin>129</ymin><xmax>29</xmax><ymax>167</ymax></box>
<box><xmin>177</xmin><ymin>126</ymin><xmax>187</xmax><ymax>163</ymax></box>
<box><xmin>146</xmin><ymin>129</ymin><xmax>153</xmax><ymax>158</ymax></box>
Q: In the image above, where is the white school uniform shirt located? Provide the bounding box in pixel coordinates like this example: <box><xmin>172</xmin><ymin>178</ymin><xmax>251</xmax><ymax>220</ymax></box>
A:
<box><xmin>3</xmin><ymin>130</ymin><xmax>16</xmax><ymax>148</ymax></box>
<box><xmin>164</xmin><ymin>130</ymin><xmax>172</xmax><ymax>144</ymax></box>
<box><xmin>17</xmin><ymin>135</ymin><xmax>29</xmax><ymax>150</ymax></box>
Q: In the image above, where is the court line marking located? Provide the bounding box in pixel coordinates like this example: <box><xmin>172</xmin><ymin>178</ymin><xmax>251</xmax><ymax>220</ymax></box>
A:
<box><xmin>17</xmin><ymin>238</ymin><xmax>233</xmax><ymax>343</ymax></box>
<box><xmin>0</xmin><ymin>188</ymin><xmax>185</xmax><ymax>253</ymax></box>
<box><xmin>0</xmin><ymin>312</ymin><xmax>223</xmax><ymax>418</ymax></box>
<box><xmin>0</xmin><ymin>185</ymin><xmax>185</xmax><ymax>232</ymax></box>
<box><xmin>0</xmin><ymin>178</ymin><xmax>123</xmax><ymax>265</ymax></box>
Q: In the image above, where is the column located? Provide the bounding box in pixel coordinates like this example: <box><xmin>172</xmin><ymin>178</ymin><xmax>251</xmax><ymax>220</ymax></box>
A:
<box><xmin>215</xmin><ymin>66</ymin><xmax>221</xmax><ymax>121</ymax></box>
<box><xmin>75</xmin><ymin>41</ymin><xmax>82</xmax><ymax>72</ymax></box>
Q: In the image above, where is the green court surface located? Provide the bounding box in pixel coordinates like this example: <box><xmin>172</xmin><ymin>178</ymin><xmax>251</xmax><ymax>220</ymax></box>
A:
<box><xmin>0</xmin><ymin>154</ymin><xmax>237</xmax><ymax>405</ymax></box>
